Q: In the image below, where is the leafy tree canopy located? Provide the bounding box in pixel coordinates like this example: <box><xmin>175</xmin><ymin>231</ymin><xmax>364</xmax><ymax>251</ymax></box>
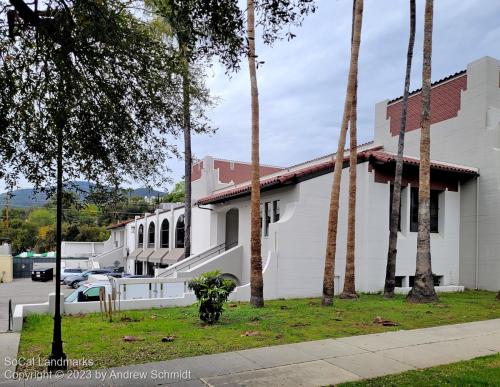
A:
<box><xmin>0</xmin><ymin>0</ymin><xmax>193</xmax><ymax>195</ymax></box>
<box><xmin>162</xmin><ymin>180</ymin><xmax>184</xmax><ymax>203</ymax></box>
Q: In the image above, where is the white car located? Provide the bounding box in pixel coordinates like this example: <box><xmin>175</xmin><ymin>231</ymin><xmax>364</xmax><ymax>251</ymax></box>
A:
<box><xmin>59</xmin><ymin>268</ymin><xmax>84</xmax><ymax>282</ymax></box>
<box><xmin>65</xmin><ymin>281</ymin><xmax>112</xmax><ymax>303</ymax></box>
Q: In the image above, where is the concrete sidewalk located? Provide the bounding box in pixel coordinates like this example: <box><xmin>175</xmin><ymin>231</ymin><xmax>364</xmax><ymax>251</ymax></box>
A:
<box><xmin>2</xmin><ymin>319</ymin><xmax>500</xmax><ymax>386</ymax></box>
<box><xmin>0</xmin><ymin>332</ymin><xmax>20</xmax><ymax>383</ymax></box>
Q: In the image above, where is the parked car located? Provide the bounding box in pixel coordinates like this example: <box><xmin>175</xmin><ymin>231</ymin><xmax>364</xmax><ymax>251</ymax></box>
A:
<box><xmin>32</xmin><ymin>268</ymin><xmax>53</xmax><ymax>282</ymax></box>
<box><xmin>64</xmin><ymin>269</ymin><xmax>113</xmax><ymax>289</ymax></box>
<box><xmin>65</xmin><ymin>280</ymin><xmax>111</xmax><ymax>303</ymax></box>
<box><xmin>106</xmin><ymin>272</ymin><xmax>124</xmax><ymax>278</ymax></box>
<box><xmin>59</xmin><ymin>268</ymin><xmax>84</xmax><ymax>283</ymax></box>
<box><xmin>122</xmin><ymin>274</ymin><xmax>154</xmax><ymax>278</ymax></box>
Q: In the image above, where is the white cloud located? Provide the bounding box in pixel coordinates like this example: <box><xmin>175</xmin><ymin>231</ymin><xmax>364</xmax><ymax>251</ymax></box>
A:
<box><xmin>4</xmin><ymin>0</ymin><xmax>500</xmax><ymax>192</ymax></box>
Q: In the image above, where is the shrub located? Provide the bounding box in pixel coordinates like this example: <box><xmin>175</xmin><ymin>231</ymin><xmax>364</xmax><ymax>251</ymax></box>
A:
<box><xmin>188</xmin><ymin>271</ymin><xmax>236</xmax><ymax>324</ymax></box>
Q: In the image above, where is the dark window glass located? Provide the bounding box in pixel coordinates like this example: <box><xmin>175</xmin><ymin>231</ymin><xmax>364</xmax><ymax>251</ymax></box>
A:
<box><xmin>161</xmin><ymin>219</ymin><xmax>169</xmax><ymax>248</ymax></box>
<box><xmin>389</xmin><ymin>185</ymin><xmax>402</xmax><ymax>231</ymax></box>
<box><xmin>148</xmin><ymin>222</ymin><xmax>155</xmax><ymax>248</ymax></box>
<box><xmin>175</xmin><ymin>215</ymin><xmax>185</xmax><ymax>248</ymax></box>
<box><xmin>260</xmin><ymin>204</ymin><xmax>263</xmax><ymax>232</ymax></box>
<box><xmin>84</xmin><ymin>287</ymin><xmax>102</xmax><ymax>301</ymax></box>
<box><xmin>273</xmin><ymin>200</ymin><xmax>280</xmax><ymax>223</ymax></box>
<box><xmin>135</xmin><ymin>261</ymin><xmax>143</xmax><ymax>275</ymax></box>
<box><xmin>430</xmin><ymin>191</ymin><xmax>439</xmax><ymax>233</ymax></box>
<box><xmin>138</xmin><ymin>224</ymin><xmax>144</xmax><ymax>247</ymax></box>
<box><xmin>410</xmin><ymin>187</ymin><xmax>439</xmax><ymax>233</ymax></box>
<box><xmin>264</xmin><ymin>202</ymin><xmax>270</xmax><ymax>237</ymax></box>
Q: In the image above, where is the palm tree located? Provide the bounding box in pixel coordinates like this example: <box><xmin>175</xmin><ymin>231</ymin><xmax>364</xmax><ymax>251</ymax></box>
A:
<box><xmin>322</xmin><ymin>0</ymin><xmax>364</xmax><ymax>306</ymax></box>
<box><xmin>407</xmin><ymin>0</ymin><xmax>438</xmax><ymax>303</ymax></box>
<box><xmin>340</xmin><ymin>83</ymin><xmax>358</xmax><ymax>299</ymax></box>
<box><xmin>145</xmin><ymin>0</ymin><xmax>193</xmax><ymax>258</ymax></box>
<box><xmin>383</xmin><ymin>0</ymin><xmax>416</xmax><ymax>299</ymax></box>
<box><xmin>247</xmin><ymin>0</ymin><xmax>264</xmax><ymax>307</ymax></box>
<box><xmin>340</xmin><ymin>0</ymin><xmax>361</xmax><ymax>299</ymax></box>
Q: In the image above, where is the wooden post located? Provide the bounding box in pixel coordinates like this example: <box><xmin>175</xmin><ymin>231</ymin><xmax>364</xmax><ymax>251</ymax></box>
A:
<box><xmin>108</xmin><ymin>294</ymin><xmax>113</xmax><ymax>322</ymax></box>
<box><xmin>99</xmin><ymin>287</ymin><xmax>105</xmax><ymax>320</ymax></box>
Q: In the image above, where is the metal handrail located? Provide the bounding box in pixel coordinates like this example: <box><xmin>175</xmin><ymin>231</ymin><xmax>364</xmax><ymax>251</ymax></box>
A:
<box><xmin>158</xmin><ymin>241</ymin><xmax>238</xmax><ymax>277</ymax></box>
<box><xmin>8</xmin><ymin>299</ymin><xmax>13</xmax><ymax>332</ymax></box>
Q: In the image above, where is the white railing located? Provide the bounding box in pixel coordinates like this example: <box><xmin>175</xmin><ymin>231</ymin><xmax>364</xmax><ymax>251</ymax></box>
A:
<box><xmin>157</xmin><ymin>242</ymin><xmax>236</xmax><ymax>278</ymax></box>
<box><xmin>109</xmin><ymin>276</ymin><xmax>191</xmax><ymax>301</ymax></box>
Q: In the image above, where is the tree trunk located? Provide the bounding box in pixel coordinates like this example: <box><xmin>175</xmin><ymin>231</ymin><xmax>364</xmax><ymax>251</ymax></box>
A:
<box><xmin>247</xmin><ymin>0</ymin><xmax>264</xmax><ymax>307</ymax></box>
<box><xmin>407</xmin><ymin>0</ymin><xmax>438</xmax><ymax>303</ymax></box>
<box><xmin>384</xmin><ymin>0</ymin><xmax>416</xmax><ymax>299</ymax></box>
<box><xmin>182</xmin><ymin>52</ymin><xmax>192</xmax><ymax>258</ymax></box>
<box><xmin>322</xmin><ymin>0</ymin><xmax>363</xmax><ymax>306</ymax></box>
<box><xmin>340</xmin><ymin>79</ymin><xmax>358</xmax><ymax>299</ymax></box>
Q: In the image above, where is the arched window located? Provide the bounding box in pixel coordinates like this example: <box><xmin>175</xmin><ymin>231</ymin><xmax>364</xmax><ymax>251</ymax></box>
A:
<box><xmin>148</xmin><ymin>221</ymin><xmax>155</xmax><ymax>248</ymax></box>
<box><xmin>138</xmin><ymin>224</ymin><xmax>144</xmax><ymax>248</ymax></box>
<box><xmin>161</xmin><ymin>219</ymin><xmax>169</xmax><ymax>248</ymax></box>
<box><xmin>175</xmin><ymin>215</ymin><xmax>185</xmax><ymax>248</ymax></box>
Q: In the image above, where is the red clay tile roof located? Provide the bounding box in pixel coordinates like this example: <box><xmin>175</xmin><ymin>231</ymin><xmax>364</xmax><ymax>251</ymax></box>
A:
<box><xmin>107</xmin><ymin>219</ymin><xmax>134</xmax><ymax>230</ymax></box>
<box><xmin>364</xmin><ymin>150</ymin><xmax>479</xmax><ymax>175</ymax></box>
<box><xmin>387</xmin><ymin>71</ymin><xmax>467</xmax><ymax>136</ymax></box>
<box><xmin>196</xmin><ymin>150</ymin><xmax>478</xmax><ymax>205</ymax></box>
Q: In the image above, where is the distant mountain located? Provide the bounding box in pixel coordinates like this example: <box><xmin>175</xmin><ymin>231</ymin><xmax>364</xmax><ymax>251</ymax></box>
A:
<box><xmin>0</xmin><ymin>181</ymin><xmax>165</xmax><ymax>209</ymax></box>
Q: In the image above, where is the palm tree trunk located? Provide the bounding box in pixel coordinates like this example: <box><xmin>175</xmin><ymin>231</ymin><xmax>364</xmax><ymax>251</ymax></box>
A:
<box><xmin>340</xmin><ymin>79</ymin><xmax>358</xmax><ymax>299</ymax></box>
<box><xmin>407</xmin><ymin>0</ymin><xmax>438</xmax><ymax>303</ymax></box>
<box><xmin>182</xmin><ymin>54</ymin><xmax>192</xmax><ymax>258</ymax></box>
<box><xmin>383</xmin><ymin>0</ymin><xmax>416</xmax><ymax>298</ymax></box>
<box><xmin>247</xmin><ymin>0</ymin><xmax>264</xmax><ymax>307</ymax></box>
<box><xmin>322</xmin><ymin>0</ymin><xmax>363</xmax><ymax>306</ymax></box>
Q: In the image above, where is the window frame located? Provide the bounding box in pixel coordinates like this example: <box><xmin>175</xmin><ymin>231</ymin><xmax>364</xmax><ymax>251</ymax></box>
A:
<box><xmin>160</xmin><ymin>219</ymin><xmax>170</xmax><ymax>248</ymax></box>
<box><xmin>175</xmin><ymin>215</ymin><xmax>185</xmax><ymax>248</ymax></box>
<box><xmin>272</xmin><ymin>200</ymin><xmax>280</xmax><ymax>223</ymax></box>
<box><xmin>263</xmin><ymin>202</ymin><xmax>270</xmax><ymax>237</ymax></box>
<box><xmin>148</xmin><ymin>221</ymin><xmax>155</xmax><ymax>248</ymax></box>
<box><xmin>410</xmin><ymin>187</ymin><xmax>440</xmax><ymax>233</ymax></box>
<box><xmin>138</xmin><ymin>224</ymin><xmax>144</xmax><ymax>248</ymax></box>
<box><xmin>389</xmin><ymin>185</ymin><xmax>402</xmax><ymax>232</ymax></box>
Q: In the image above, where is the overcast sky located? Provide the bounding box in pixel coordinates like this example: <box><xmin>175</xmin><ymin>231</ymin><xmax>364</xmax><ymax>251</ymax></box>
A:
<box><xmin>3</xmin><ymin>0</ymin><xmax>500</xmax><ymax>193</ymax></box>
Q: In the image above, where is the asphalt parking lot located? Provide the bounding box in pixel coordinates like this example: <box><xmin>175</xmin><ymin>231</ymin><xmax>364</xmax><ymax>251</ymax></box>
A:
<box><xmin>0</xmin><ymin>278</ymin><xmax>72</xmax><ymax>332</ymax></box>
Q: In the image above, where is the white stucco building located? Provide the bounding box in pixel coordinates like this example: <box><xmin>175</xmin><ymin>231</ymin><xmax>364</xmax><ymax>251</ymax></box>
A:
<box><xmin>96</xmin><ymin>56</ymin><xmax>500</xmax><ymax>297</ymax></box>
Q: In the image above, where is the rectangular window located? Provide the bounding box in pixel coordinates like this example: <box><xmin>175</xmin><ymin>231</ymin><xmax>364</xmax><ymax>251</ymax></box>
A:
<box><xmin>264</xmin><ymin>202</ymin><xmax>270</xmax><ymax>237</ymax></box>
<box><xmin>273</xmin><ymin>200</ymin><xmax>280</xmax><ymax>223</ymax></box>
<box><xmin>389</xmin><ymin>185</ymin><xmax>402</xmax><ymax>231</ymax></box>
<box><xmin>410</xmin><ymin>187</ymin><xmax>439</xmax><ymax>233</ymax></box>
<box><xmin>260</xmin><ymin>204</ymin><xmax>263</xmax><ymax>233</ymax></box>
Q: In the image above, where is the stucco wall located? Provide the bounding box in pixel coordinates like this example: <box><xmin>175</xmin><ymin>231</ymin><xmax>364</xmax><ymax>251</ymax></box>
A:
<box><xmin>374</xmin><ymin>56</ymin><xmax>500</xmax><ymax>290</ymax></box>
<box><xmin>0</xmin><ymin>255</ymin><xmax>13</xmax><ymax>283</ymax></box>
<box><xmin>125</xmin><ymin>205</ymin><xmax>186</xmax><ymax>273</ymax></box>
<box><xmin>202</xmin><ymin>160</ymin><xmax>464</xmax><ymax>296</ymax></box>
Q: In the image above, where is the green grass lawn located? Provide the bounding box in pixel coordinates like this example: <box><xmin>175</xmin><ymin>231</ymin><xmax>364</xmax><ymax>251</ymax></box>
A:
<box><xmin>339</xmin><ymin>353</ymin><xmax>500</xmax><ymax>386</ymax></box>
<box><xmin>17</xmin><ymin>291</ymin><xmax>499</xmax><ymax>372</ymax></box>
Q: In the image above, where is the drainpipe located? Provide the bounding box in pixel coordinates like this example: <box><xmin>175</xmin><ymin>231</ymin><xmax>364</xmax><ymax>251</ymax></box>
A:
<box><xmin>475</xmin><ymin>176</ymin><xmax>480</xmax><ymax>290</ymax></box>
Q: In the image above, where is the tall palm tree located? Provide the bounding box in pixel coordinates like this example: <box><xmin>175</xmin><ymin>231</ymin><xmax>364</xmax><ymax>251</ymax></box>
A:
<box><xmin>181</xmin><ymin>41</ymin><xmax>192</xmax><ymax>259</ymax></box>
<box><xmin>247</xmin><ymin>0</ymin><xmax>264</xmax><ymax>307</ymax></box>
<box><xmin>384</xmin><ymin>0</ymin><xmax>416</xmax><ymax>298</ymax></box>
<box><xmin>322</xmin><ymin>0</ymin><xmax>363</xmax><ymax>306</ymax></box>
<box><xmin>340</xmin><ymin>82</ymin><xmax>358</xmax><ymax>299</ymax></box>
<box><xmin>407</xmin><ymin>0</ymin><xmax>438</xmax><ymax>303</ymax></box>
<box><xmin>145</xmin><ymin>0</ymin><xmax>193</xmax><ymax>258</ymax></box>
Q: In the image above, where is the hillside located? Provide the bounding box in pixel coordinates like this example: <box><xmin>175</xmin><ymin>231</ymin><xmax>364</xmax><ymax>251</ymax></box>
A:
<box><xmin>0</xmin><ymin>181</ymin><xmax>165</xmax><ymax>208</ymax></box>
